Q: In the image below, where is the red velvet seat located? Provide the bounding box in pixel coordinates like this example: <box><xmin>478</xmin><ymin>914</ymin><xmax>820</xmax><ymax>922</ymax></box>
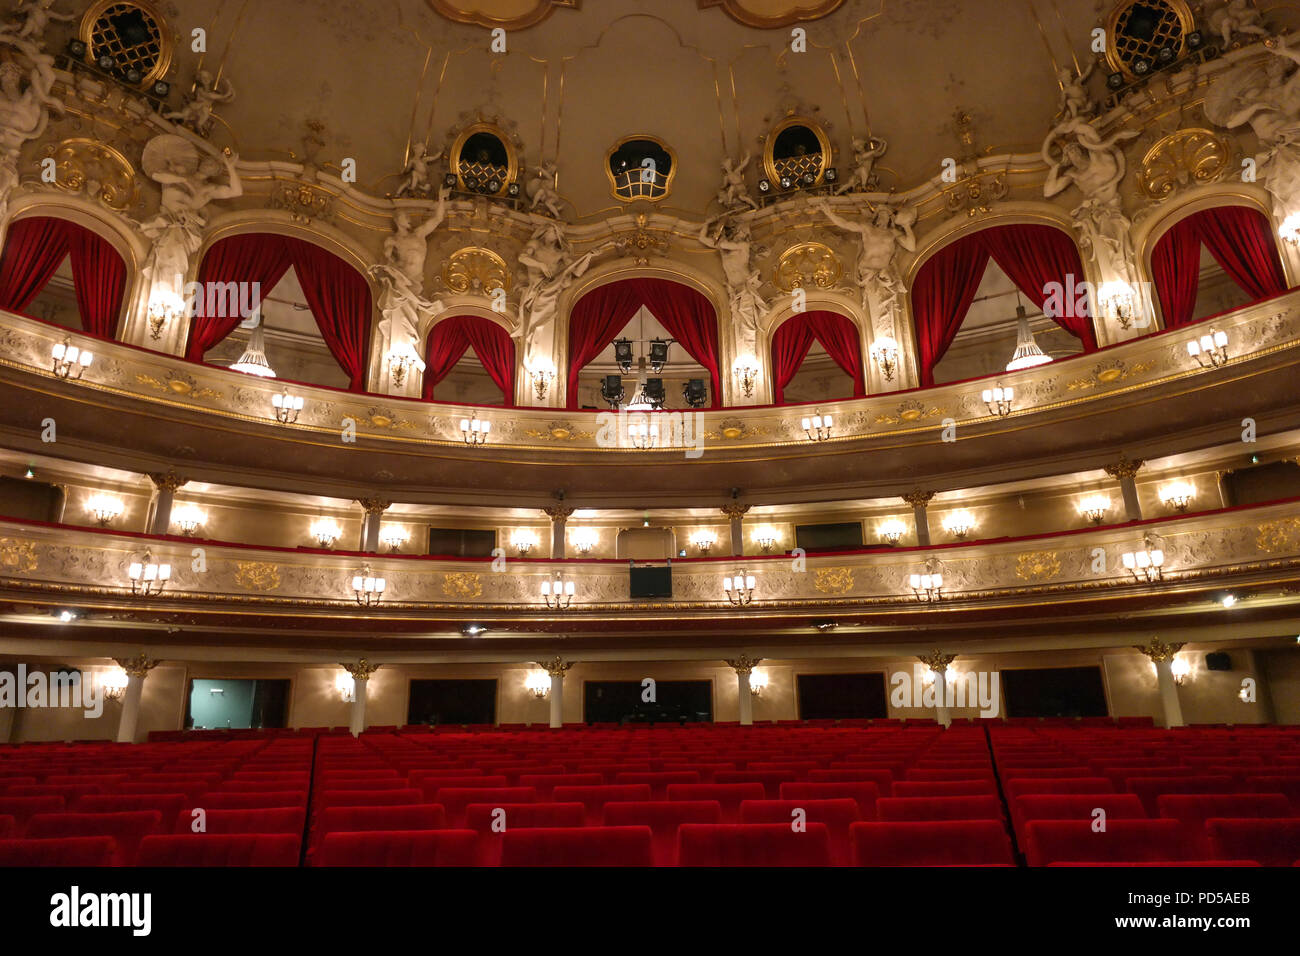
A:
<box><xmin>0</xmin><ymin>815</ymin><xmax>12</xmax><ymax>838</ymax></box>
<box><xmin>174</xmin><ymin>807</ymin><xmax>305</xmax><ymax>835</ymax></box>
<box><xmin>1003</xmin><ymin>777</ymin><xmax>1114</xmax><ymax>800</ymax></box>
<box><xmin>602</xmin><ymin>801</ymin><xmax>723</xmax><ymax>867</ymax></box>
<box><xmin>665</xmin><ymin>784</ymin><xmax>765</xmax><ymax>823</ymax></box>
<box><xmin>214</xmin><ymin>780</ymin><xmax>311</xmax><ymax>792</ymax></box>
<box><xmin>432</xmin><ymin>787</ymin><xmax>537</xmax><ymax>826</ymax></box>
<box><xmin>778</xmin><ymin>781</ymin><xmax>879</xmax><ymax>818</ymax></box>
<box><xmin>877</xmin><ymin>795</ymin><xmax>1004</xmax><ymax>822</ymax></box>
<box><xmin>0</xmin><ymin>796</ymin><xmax>65</xmax><ymax>835</ymax></box>
<box><xmin>714</xmin><ymin>771</ymin><xmax>797</xmax><ymax>799</ymax></box>
<box><xmin>203</xmin><ymin>791</ymin><xmax>308</xmax><ymax>809</ymax></box>
<box><xmin>904</xmin><ymin>769</ymin><xmax>997</xmax><ymax>783</ymax></box>
<box><xmin>26</xmin><ymin>811</ymin><xmax>163</xmax><ymax>866</ymax></box>
<box><xmin>308</xmin><ymin>804</ymin><xmax>446</xmax><ymax>859</ymax></box>
<box><xmin>315</xmin><ymin>789</ymin><xmax>424</xmax><ymax>811</ymax></box>
<box><xmin>414</xmin><ymin>775</ymin><xmax>508</xmax><ymax>800</ymax></box>
<box><xmin>1247</xmin><ymin>777</ymin><xmax>1300</xmax><ymax>814</ymax></box>
<box><xmin>738</xmin><ymin>799</ymin><xmax>859</xmax><ymax>866</ymax></box>
<box><xmin>137</xmin><ymin>833</ymin><xmax>300</xmax><ymax>866</ymax></box>
<box><xmin>517</xmin><ymin>773</ymin><xmax>603</xmax><ymax>798</ymax></box>
<box><xmin>550</xmin><ymin>785</ymin><xmax>653</xmax><ymax>825</ymax></box>
<box><xmin>850</xmin><ymin>820</ymin><xmax>1015</xmax><ymax>866</ymax></box>
<box><xmin>806</xmin><ymin>769</ymin><xmax>893</xmax><ymax>794</ymax></box>
<box><xmin>499</xmin><ymin>826</ymin><xmax>654</xmax><ymax>867</ymax></box>
<box><xmin>463</xmin><ymin>802</ymin><xmax>588</xmax><ymax>864</ymax></box>
<box><xmin>1125</xmin><ymin>776</ymin><xmax>1237</xmax><ymax>815</ymax></box>
<box><xmin>1011</xmin><ymin>794</ymin><xmax>1145</xmax><ymax>845</ymax></box>
<box><xmin>1157</xmin><ymin>794</ymin><xmax>1292</xmax><ymax>857</ymax></box>
<box><xmin>678</xmin><ymin>823</ymin><xmax>831</xmax><ymax>867</ymax></box>
<box><xmin>0</xmin><ymin>836</ymin><xmax>116</xmax><ymax>866</ymax></box>
<box><xmin>316</xmin><ymin>829</ymin><xmax>479</xmax><ymax>866</ymax></box>
<box><xmin>75</xmin><ymin>793</ymin><xmax>188</xmax><ymax>819</ymax></box>
<box><xmin>1024</xmin><ymin>819</ymin><xmax>1184</xmax><ymax>866</ymax></box>
<box><xmin>1207</xmin><ymin>818</ymin><xmax>1300</xmax><ymax>866</ymax></box>
<box><xmin>890</xmin><ymin>780</ymin><xmax>996</xmax><ymax>798</ymax></box>
<box><xmin>613</xmin><ymin>771</ymin><xmax>701</xmax><ymax>799</ymax></box>
<box><xmin>662</xmin><ymin>762</ymin><xmax>735</xmax><ymax>783</ymax></box>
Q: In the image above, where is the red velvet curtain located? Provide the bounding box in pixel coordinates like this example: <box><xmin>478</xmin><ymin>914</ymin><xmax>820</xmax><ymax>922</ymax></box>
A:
<box><xmin>1193</xmin><ymin>206</ymin><xmax>1288</xmax><ymax>302</ymax></box>
<box><xmin>979</xmin><ymin>224</ymin><xmax>1097</xmax><ymax>350</ymax></box>
<box><xmin>187</xmin><ymin>235</ymin><xmax>292</xmax><ymax>361</ymax></box>
<box><xmin>566</xmin><ymin>278</ymin><xmax>721</xmax><ymax>409</ymax></box>
<box><xmin>285</xmin><ymin>238</ymin><xmax>372</xmax><ymax>391</ymax></box>
<box><xmin>912</xmin><ymin>241</ymin><xmax>991</xmax><ymax>387</ymax></box>
<box><xmin>422</xmin><ymin>315</ymin><xmax>514</xmax><ymax>404</ymax></box>
<box><xmin>770</xmin><ymin>318</ymin><xmax>817</xmax><ymax>405</ymax></box>
<box><xmin>0</xmin><ymin>217</ymin><xmax>127</xmax><ymax>338</ymax></box>
<box><xmin>771</xmin><ymin>311</ymin><xmax>865</xmax><ymax>404</ymax></box>
<box><xmin>1151</xmin><ymin>218</ymin><xmax>1201</xmax><ymax>330</ymax></box>
<box><xmin>66</xmin><ymin>224</ymin><xmax>126</xmax><ymax>339</ymax></box>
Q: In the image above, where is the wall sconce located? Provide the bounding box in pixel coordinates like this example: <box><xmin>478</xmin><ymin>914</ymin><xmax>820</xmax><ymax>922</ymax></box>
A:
<box><xmin>51</xmin><ymin>339</ymin><xmax>93</xmax><ymax>379</ymax></box>
<box><xmin>724</xmin><ymin>570</ymin><xmax>756</xmax><ymax>606</ymax></box>
<box><xmin>878</xmin><ymin>518</ymin><xmax>907</xmax><ymax>546</ymax></box>
<box><xmin>571</xmin><ymin>528</ymin><xmax>598</xmax><ymax>555</ymax></box>
<box><xmin>690</xmin><ymin>529</ymin><xmax>717</xmax><ymax>554</ymax></box>
<box><xmin>753</xmin><ymin>525</ymin><xmax>778</xmax><ymax>552</ymax></box>
<box><xmin>981</xmin><ymin>384</ymin><xmax>1013</xmax><ymax>416</ymax></box>
<box><xmin>801</xmin><ymin>411</ymin><xmax>832</xmax><ymax>442</ymax></box>
<box><xmin>335</xmin><ymin>671</ymin><xmax>356</xmax><ymax>703</ymax></box>
<box><xmin>271</xmin><ymin>390</ymin><xmax>304</xmax><ymax>424</ymax></box>
<box><xmin>385</xmin><ymin>343</ymin><xmax>424</xmax><ymax>388</ymax></box>
<box><xmin>1187</xmin><ymin>329</ymin><xmax>1228</xmax><ymax>368</ymax></box>
<box><xmin>1121</xmin><ymin>539</ymin><xmax>1165</xmax><ymax>582</ymax></box>
<box><xmin>1079</xmin><ymin>494</ymin><xmax>1110</xmax><ymax>525</ymax></box>
<box><xmin>1169</xmin><ymin>656</ymin><xmax>1190</xmax><ymax>686</ymax></box>
<box><xmin>920</xmin><ymin>663</ymin><xmax>958</xmax><ymax>686</ymax></box>
<box><xmin>460</xmin><ymin>412</ymin><xmax>490</xmax><ymax>445</ymax></box>
<box><xmin>909</xmin><ymin>571</ymin><xmax>943</xmax><ymax>602</ymax></box>
<box><xmin>1099</xmin><ymin>280</ymin><xmax>1138</xmax><ymax>330</ymax></box>
<box><xmin>941</xmin><ymin>510</ymin><xmax>974</xmax><ymax>541</ymax></box>
<box><xmin>172</xmin><ymin>503</ymin><xmax>205</xmax><ymax>537</ymax></box>
<box><xmin>512</xmin><ymin>529</ymin><xmax>538</xmax><ymax>556</ymax></box>
<box><xmin>1159</xmin><ymin>481</ymin><xmax>1195</xmax><ymax>513</ymax></box>
<box><xmin>100</xmin><ymin>668</ymin><xmax>128</xmax><ymax>702</ymax></box>
<box><xmin>629</xmin><ymin>416</ymin><xmax>660</xmax><ymax>450</ymax></box>
<box><xmin>542</xmin><ymin>572</ymin><xmax>575</xmax><ymax>609</ymax></box>
<box><xmin>311</xmin><ymin>518</ymin><xmax>341</xmax><ymax>549</ymax></box>
<box><xmin>351</xmin><ymin>565</ymin><xmax>386</xmax><ymax>607</ymax></box>
<box><xmin>529</xmin><ymin>361</ymin><xmax>556</xmax><ymax>400</ymax></box>
<box><xmin>379</xmin><ymin>526</ymin><xmax>409</xmax><ymax>553</ymax></box>
<box><xmin>127</xmin><ymin>551</ymin><xmax>171</xmax><ymax>596</ymax></box>
<box><xmin>525</xmin><ymin>671</ymin><xmax>551</xmax><ymax>700</ymax></box>
<box><xmin>732</xmin><ymin>356</ymin><xmax>759</xmax><ymax>398</ymax></box>
<box><xmin>749</xmin><ymin>669</ymin><xmax>768</xmax><ymax>697</ymax></box>
<box><xmin>1279</xmin><ymin>212</ymin><xmax>1300</xmax><ymax>245</ymax></box>
<box><xmin>87</xmin><ymin>494</ymin><xmax>124</xmax><ymax>527</ymax></box>
<box><xmin>146</xmin><ymin>291</ymin><xmax>184</xmax><ymax>340</ymax></box>
<box><xmin>871</xmin><ymin>337</ymin><xmax>898</xmax><ymax>382</ymax></box>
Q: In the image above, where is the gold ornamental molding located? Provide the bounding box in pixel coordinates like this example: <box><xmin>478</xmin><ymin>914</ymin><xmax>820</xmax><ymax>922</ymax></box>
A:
<box><xmin>724</xmin><ymin>654</ymin><xmax>762</xmax><ymax>675</ymax></box>
<box><xmin>1133</xmin><ymin>639</ymin><xmax>1184</xmax><ymax>663</ymax></box>
<box><xmin>813</xmin><ymin>567</ymin><xmax>854</xmax><ymax>595</ymax></box>
<box><xmin>0</xmin><ymin>538</ymin><xmax>38</xmax><ymax>573</ymax></box>
<box><xmin>700</xmin><ymin>0</ymin><xmax>845</xmax><ymax>29</ymax></box>
<box><xmin>147</xmin><ymin>470</ymin><xmax>189</xmax><ymax>493</ymax></box>
<box><xmin>1138</xmin><ymin>128</ymin><xmax>1231</xmax><ymax>201</ymax></box>
<box><xmin>1015</xmin><ymin>551</ymin><xmax>1062</xmax><ymax>582</ymax></box>
<box><xmin>443</xmin><ymin>247</ymin><xmax>510</xmax><ymax>294</ymax></box>
<box><xmin>901</xmin><ymin>490</ymin><xmax>936</xmax><ymax>508</ymax></box>
<box><xmin>1258</xmin><ymin>518</ymin><xmax>1300</xmax><ymax>555</ymax></box>
<box><xmin>1103</xmin><ymin>0</ymin><xmax>1195</xmax><ymax>81</ymax></box>
<box><xmin>80</xmin><ymin>0</ymin><xmax>173</xmax><ymax>86</ymax></box>
<box><xmin>426</xmin><ymin>0</ymin><xmax>578</xmax><ymax>30</ymax></box>
<box><xmin>537</xmin><ymin>657</ymin><xmax>573</xmax><ymax>677</ymax></box>
<box><xmin>917</xmin><ymin>651</ymin><xmax>956</xmax><ymax>671</ymax></box>
<box><xmin>113</xmin><ymin>652</ymin><xmax>161</xmax><ymax>678</ymax></box>
<box><xmin>235</xmin><ymin>562</ymin><xmax>281</xmax><ymax>592</ymax></box>
<box><xmin>1104</xmin><ymin>454</ymin><xmax>1145</xmax><ymax>482</ymax></box>
<box><xmin>340</xmin><ymin>659</ymin><xmax>380</xmax><ymax>680</ymax></box>
<box><xmin>442</xmin><ymin>572</ymin><xmax>483</xmax><ymax>598</ymax></box>
<box><xmin>774</xmin><ymin>242</ymin><xmax>843</xmax><ymax>292</ymax></box>
<box><xmin>41</xmin><ymin>139</ymin><xmax>138</xmax><ymax>211</ymax></box>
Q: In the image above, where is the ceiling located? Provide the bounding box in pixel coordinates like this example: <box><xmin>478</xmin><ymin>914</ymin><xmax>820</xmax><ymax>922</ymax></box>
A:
<box><xmin>166</xmin><ymin>0</ymin><xmax>1099</xmax><ymax>219</ymax></box>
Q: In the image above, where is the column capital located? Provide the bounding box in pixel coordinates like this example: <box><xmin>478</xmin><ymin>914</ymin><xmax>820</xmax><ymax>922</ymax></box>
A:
<box><xmin>340</xmin><ymin>658</ymin><xmax>380</xmax><ymax>680</ymax></box>
<box><xmin>721</xmin><ymin>503</ymin><xmax>751</xmax><ymax>519</ymax></box>
<box><xmin>355</xmin><ymin>497</ymin><xmax>392</xmax><ymax>516</ymax></box>
<box><xmin>543</xmin><ymin>506</ymin><xmax>575</xmax><ymax>521</ymax></box>
<box><xmin>113</xmin><ymin>652</ymin><xmax>161</xmax><ymax>678</ymax></box>
<box><xmin>147</xmin><ymin>470</ymin><xmax>189</xmax><ymax>493</ymax></box>
<box><xmin>536</xmin><ymin>657</ymin><xmax>573</xmax><ymax>678</ymax></box>
<box><xmin>917</xmin><ymin>651</ymin><xmax>956</xmax><ymax>671</ymax></box>
<box><xmin>901</xmin><ymin>490</ymin><xmax>935</xmax><ymax>508</ymax></box>
<box><xmin>1104</xmin><ymin>454</ymin><xmax>1145</xmax><ymax>481</ymax></box>
<box><xmin>724</xmin><ymin>654</ymin><xmax>762</xmax><ymax>675</ymax></box>
<box><xmin>1133</xmin><ymin>639</ymin><xmax>1184</xmax><ymax>663</ymax></box>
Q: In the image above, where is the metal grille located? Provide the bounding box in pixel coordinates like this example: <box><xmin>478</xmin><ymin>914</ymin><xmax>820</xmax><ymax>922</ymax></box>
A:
<box><xmin>89</xmin><ymin>2</ymin><xmax>163</xmax><ymax>82</ymax></box>
<box><xmin>773</xmin><ymin>153</ymin><xmax>823</xmax><ymax>181</ymax></box>
<box><xmin>611</xmin><ymin>169</ymin><xmax>668</xmax><ymax>201</ymax></box>
<box><xmin>459</xmin><ymin>160</ymin><xmax>508</xmax><ymax>194</ymax></box>
<box><xmin>1113</xmin><ymin>0</ymin><xmax>1185</xmax><ymax>72</ymax></box>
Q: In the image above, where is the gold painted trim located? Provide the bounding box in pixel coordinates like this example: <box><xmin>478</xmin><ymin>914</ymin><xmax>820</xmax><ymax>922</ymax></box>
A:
<box><xmin>763</xmin><ymin>114</ymin><xmax>833</xmax><ymax>188</ymax></box>
<box><xmin>699</xmin><ymin>0</ymin><xmax>846</xmax><ymax>29</ymax></box>
<box><xmin>604</xmin><ymin>134</ymin><xmax>678</xmax><ymax>204</ymax></box>
<box><xmin>79</xmin><ymin>0</ymin><xmax>174</xmax><ymax>85</ymax></box>
<box><xmin>449</xmin><ymin>121</ymin><xmax>519</xmax><ymax>197</ymax></box>
<box><xmin>425</xmin><ymin>0</ymin><xmax>579</xmax><ymax>31</ymax></box>
<box><xmin>1103</xmin><ymin>0</ymin><xmax>1194</xmax><ymax>80</ymax></box>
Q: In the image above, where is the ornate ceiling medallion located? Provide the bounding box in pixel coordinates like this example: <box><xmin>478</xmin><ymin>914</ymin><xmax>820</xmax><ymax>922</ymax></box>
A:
<box><xmin>774</xmin><ymin>242</ymin><xmax>842</xmax><ymax>292</ymax></box>
<box><xmin>699</xmin><ymin>0</ymin><xmax>846</xmax><ymax>29</ymax></box>
<box><xmin>42</xmin><ymin>139</ymin><xmax>138</xmax><ymax>211</ymax></box>
<box><xmin>426</xmin><ymin>0</ymin><xmax>579</xmax><ymax>30</ymax></box>
<box><xmin>1103</xmin><ymin>0</ymin><xmax>1194</xmax><ymax>80</ymax></box>
<box><xmin>449</xmin><ymin>121</ymin><xmax>519</xmax><ymax>197</ymax></box>
<box><xmin>763</xmin><ymin>114</ymin><xmax>832</xmax><ymax>189</ymax></box>
<box><xmin>443</xmin><ymin>246</ymin><xmax>511</xmax><ymax>293</ymax></box>
<box><xmin>1138</xmin><ymin>128</ymin><xmax>1230</xmax><ymax>200</ymax></box>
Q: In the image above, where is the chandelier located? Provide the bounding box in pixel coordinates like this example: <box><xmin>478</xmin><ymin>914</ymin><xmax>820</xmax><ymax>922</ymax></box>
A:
<box><xmin>311</xmin><ymin>518</ymin><xmax>341</xmax><ymax>549</ymax></box>
<box><xmin>230</xmin><ymin>322</ymin><xmax>277</xmax><ymax>378</ymax></box>
<box><xmin>878</xmin><ymin>518</ymin><xmax>907</xmax><ymax>546</ymax></box>
<box><xmin>87</xmin><ymin>494</ymin><xmax>124</xmax><ymax>527</ymax></box>
<box><xmin>909</xmin><ymin>560</ymin><xmax>944</xmax><ymax>602</ymax></box>
<box><xmin>1079</xmin><ymin>494</ymin><xmax>1110</xmax><ymax>525</ymax></box>
<box><xmin>689</xmin><ymin>529</ymin><xmax>717</xmax><ymax>554</ymax></box>
<box><xmin>941</xmin><ymin>510</ymin><xmax>975</xmax><ymax>541</ymax></box>
<box><xmin>1004</xmin><ymin>302</ymin><xmax>1052</xmax><ymax>372</ymax></box>
<box><xmin>172</xmin><ymin>503</ymin><xmax>205</xmax><ymax>536</ymax></box>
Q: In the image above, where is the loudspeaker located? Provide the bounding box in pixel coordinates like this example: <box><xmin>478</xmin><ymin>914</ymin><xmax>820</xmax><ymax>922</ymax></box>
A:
<box><xmin>1205</xmin><ymin>652</ymin><xmax>1231</xmax><ymax>671</ymax></box>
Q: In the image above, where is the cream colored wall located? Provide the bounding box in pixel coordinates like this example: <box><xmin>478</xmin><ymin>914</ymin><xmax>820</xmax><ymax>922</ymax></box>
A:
<box><xmin>1264</xmin><ymin>647</ymin><xmax>1300</xmax><ymax>726</ymax></box>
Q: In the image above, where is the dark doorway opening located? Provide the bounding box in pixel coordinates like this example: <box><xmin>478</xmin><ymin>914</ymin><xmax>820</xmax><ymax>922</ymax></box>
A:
<box><xmin>1001</xmin><ymin>666</ymin><xmax>1108</xmax><ymax>718</ymax></box>
<box><xmin>184</xmin><ymin>678</ymin><xmax>289</xmax><ymax>730</ymax></box>
<box><xmin>797</xmin><ymin>673</ymin><xmax>888</xmax><ymax>719</ymax></box>
<box><xmin>583</xmin><ymin>680</ymin><xmax>712</xmax><ymax>724</ymax></box>
<box><xmin>407</xmin><ymin>679</ymin><xmax>497</xmax><ymax>726</ymax></box>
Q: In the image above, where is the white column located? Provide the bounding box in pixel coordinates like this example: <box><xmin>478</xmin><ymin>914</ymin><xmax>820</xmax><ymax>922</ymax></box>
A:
<box><xmin>723</xmin><ymin>504</ymin><xmax>750</xmax><ymax>557</ymax></box>
<box><xmin>147</xmin><ymin>472</ymin><xmax>188</xmax><ymax>535</ymax></box>
<box><xmin>1154</xmin><ymin>658</ymin><xmax>1184</xmax><ymax>728</ymax></box>
<box><xmin>357</xmin><ymin>499</ymin><xmax>390</xmax><ymax>554</ymax></box>
<box><xmin>342</xmin><ymin>660</ymin><xmax>378</xmax><ymax>736</ymax></box>
<box><xmin>545</xmin><ymin>506</ymin><xmax>573</xmax><ymax>560</ymax></box>
<box><xmin>932</xmin><ymin>670</ymin><xmax>952</xmax><ymax>728</ymax></box>
<box><xmin>549</xmin><ymin>671</ymin><xmax>564</xmax><ymax>728</ymax></box>
<box><xmin>726</xmin><ymin>655</ymin><xmax>761</xmax><ymax>726</ymax></box>
<box><xmin>113</xmin><ymin>655</ymin><xmax>159</xmax><ymax>743</ymax></box>
<box><xmin>1106</xmin><ymin>457</ymin><xmax>1144</xmax><ymax>521</ymax></box>
<box><xmin>904</xmin><ymin>492</ymin><xmax>935</xmax><ymax>547</ymax></box>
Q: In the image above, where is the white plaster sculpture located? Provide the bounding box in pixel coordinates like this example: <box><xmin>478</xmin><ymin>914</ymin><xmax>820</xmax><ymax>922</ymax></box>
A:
<box><xmin>1207</xmin><ymin>0</ymin><xmax>1270</xmax><ymax>49</ymax></box>
<box><xmin>395</xmin><ymin>142</ymin><xmax>437</xmax><ymax>198</ymax></box>
<box><xmin>698</xmin><ymin>216</ymin><xmax>766</xmax><ymax>346</ymax></box>
<box><xmin>835</xmin><ymin>137</ymin><xmax>887</xmax><ymax>194</ymax></box>
<box><xmin>816</xmin><ymin>196</ymin><xmax>917</xmax><ymax>334</ymax></box>
<box><xmin>0</xmin><ymin>53</ymin><xmax>62</xmax><ymax>222</ymax></box>
<box><xmin>1056</xmin><ymin>63</ymin><xmax>1096</xmax><ymax>119</ymax></box>
<box><xmin>164</xmin><ymin>70</ymin><xmax>235</xmax><ymax>136</ymax></box>
<box><xmin>0</xmin><ymin>0</ymin><xmax>73</xmax><ymax>48</ymax></box>
<box><xmin>716</xmin><ymin>154</ymin><xmax>759</xmax><ymax>211</ymax></box>
<box><xmin>529</xmin><ymin>162</ymin><xmax>564</xmax><ymax>218</ymax></box>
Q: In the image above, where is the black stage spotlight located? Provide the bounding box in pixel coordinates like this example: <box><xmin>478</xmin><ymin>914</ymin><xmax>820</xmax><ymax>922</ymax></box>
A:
<box><xmin>443</xmin><ymin>173</ymin><xmax>458</xmax><ymax>189</ymax></box>
<box><xmin>1106</xmin><ymin>71</ymin><xmax>1125</xmax><ymax>90</ymax></box>
<box><xmin>613</xmin><ymin>338</ymin><xmax>634</xmax><ymax>374</ymax></box>
<box><xmin>67</xmin><ymin>39</ymin><xmax>87</xmax><ymax>58</ymax></box>
<box><xmin>152</xmin><ymin>80</ymin><xmax>170</xmax><ymax>97</ymax></box>
<box><xmin>779</xmin><ymin>174</ymin><xmax>794</xmax><ymax>190</ymax></box>
<box><xmin>600</xmin><ymin>374</ymin><xmax>624</xmax><ymax>409</ymax></box>
<box><xmin>801</xmin><ymin>172</ymin><xmax>816</xmax><ymax>187</ymax></box>
<box><xmin>125</xmin><ymin>67</ymin><xmax>142</xmax><ymax>84</ymax></box>
<box><xmin>486</xmin><ymin>179</ymin><xmax>501</xmax><ymax>193</ymax></box>
<box><xmin>757</xmin><ymin>178</ymin><xmax>771</xmax><ymax>194</ymax></box>
<box><xmin>824</xmin><ymin>167</ymin><xmax>838</xmax><ymax>184</ymax></box>
<box><xmin>1132</xmin><ymin>57</ymin><xmax>1152</xmax><ymax>76</ymax></box>
<box><xmin>1186</xmin><ymin>31</ymin><xmax>1202</xmax><ymax>50</ymax></box>
<box><xmin>506</xmin><ymin>182</ymin><xmax>520</xmax><ymax>198</ymax></box>
<box><xmin>682</xmin><ymin>378</ymin><xmax>708</xmax><ymax>408</ymax></box>
<box><xmin>1157</xmin><ymin>44</ymin><xmax>1177</xmax><ymax>65</ymax></box>
<box><xmin>643</xmin><ymin>378</ymin><xmax>666</xmax><ymax>409</ymax></box>
<box><xmin>648</xmin><ymin>338</ymin><xmax>669</xmax><ymax>372</ymax></box>
<box><xmin>97</xmin><ymin>54</ymin><xmax>116</xmax><ymax>72</ymax></box>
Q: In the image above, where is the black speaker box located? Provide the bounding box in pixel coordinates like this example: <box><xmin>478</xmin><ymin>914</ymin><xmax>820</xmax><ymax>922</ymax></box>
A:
<box><xmin>1205</xmin><ymin>652</ymin><xmax>1231</xmax><ymax>671</ymax></box>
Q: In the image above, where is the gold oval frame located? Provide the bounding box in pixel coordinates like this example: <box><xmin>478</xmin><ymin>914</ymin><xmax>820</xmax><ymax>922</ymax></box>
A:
<box><xmin>79</xmin><ymin>0</ymin><xmax>173</xmax><ymax>86</ymax></box>
<box><xmin>762</xmin><ymin>114</ymin><xmax>832</xmax><ymax>187</ymax></box>
<box><xmin>450</xmin><ymin>122</ymin><xmax>519</xmax><ymax>197</ymax></box>
<box><xmin>1103</xmin><ymin>0</ymin><xmax>1195</xmax><ymax>80</ymax></box>
<box><xmin>604</xmin><ymin>134</ymin><xmax>678</xmax><ymax>204</ymax></box>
